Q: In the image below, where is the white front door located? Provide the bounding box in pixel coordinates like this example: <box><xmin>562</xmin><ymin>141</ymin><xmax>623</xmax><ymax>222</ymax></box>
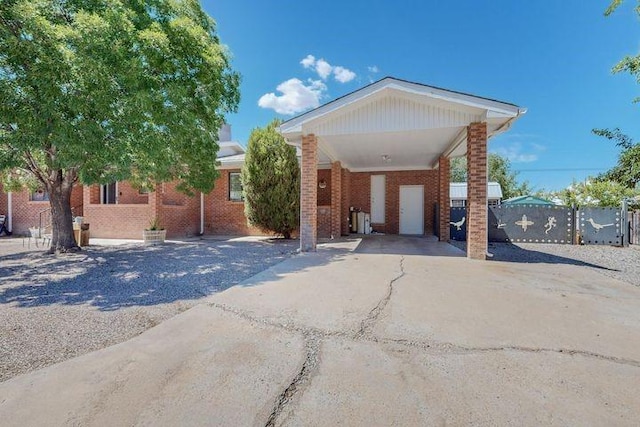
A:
<box><xmin>371</xmin><ymin>175</ymin><xmax>385</xmax><ymax>224</ymax></box>
<box><xmin>399</xmin><ymin>185</ymin><xmax>424</xmax><ymax>235</ymax></box>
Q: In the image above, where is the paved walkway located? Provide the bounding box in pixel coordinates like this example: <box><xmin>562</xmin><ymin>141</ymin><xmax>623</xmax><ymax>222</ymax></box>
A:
<box><xmin>1</xmin><ymin>236</ymin><xmax>640</xmax><ymax>425</ymax></box>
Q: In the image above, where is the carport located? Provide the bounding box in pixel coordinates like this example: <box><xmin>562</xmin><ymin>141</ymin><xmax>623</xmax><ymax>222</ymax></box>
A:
<box><xmin>279</xmin><ymin>77</ymin><xmax>525</xmax><ymax>260</ymax></box>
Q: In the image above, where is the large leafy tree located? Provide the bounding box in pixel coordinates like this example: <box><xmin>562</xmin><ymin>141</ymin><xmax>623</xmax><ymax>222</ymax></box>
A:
<box><xmin>0</xmin><ymin>0</ymin><xmax>240</xmax><ymax>252</ymax></box>
<box><xmin>241</xmin><ymin>120</ymin><xmax>300</xmax><ymax>239</ymax></box>
<box><xmin>450</xmin><ymin>153</ymin><xmax>531</xmax><ymax>199</ymax></box>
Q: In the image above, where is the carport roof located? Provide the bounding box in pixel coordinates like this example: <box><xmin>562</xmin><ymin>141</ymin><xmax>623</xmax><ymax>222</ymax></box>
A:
<box><xmin>279</xmin><ymin>77</ymin><xmax>526</xmax><ymax>172</ymax></box>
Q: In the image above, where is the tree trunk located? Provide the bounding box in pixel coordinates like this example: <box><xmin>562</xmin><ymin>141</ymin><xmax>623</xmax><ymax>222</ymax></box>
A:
<box><xmin>283</xmin><ymin>230</ymin><xmax>291</xmax><ymax>239</ymax></box>
<box><xmin>47</xmin><ymin>177</ymin><xmax>79</xmax><ymax>253</ymax></box>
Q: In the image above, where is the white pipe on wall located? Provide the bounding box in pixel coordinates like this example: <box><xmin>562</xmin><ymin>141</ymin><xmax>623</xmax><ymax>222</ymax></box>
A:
<box><xmin>7</xmin><ymin>191</ymin><xmax>12</xmax><ymax>232</ymax></box>
<box><xmin>200</xmin><ymin>192</ymin><xmax>204</xmax><ymax>235</ymax></box>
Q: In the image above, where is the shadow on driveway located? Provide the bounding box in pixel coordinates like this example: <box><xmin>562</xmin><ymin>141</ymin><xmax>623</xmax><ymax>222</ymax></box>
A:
<box><xmin>0</xmin><ymin>239</ymin><xmax>298</xmax><ymax>311</ymax></box>
<box><xmin>450</xmin><ymin>240</ymin><xmax>619</xmax><ymax>272</ymax></box>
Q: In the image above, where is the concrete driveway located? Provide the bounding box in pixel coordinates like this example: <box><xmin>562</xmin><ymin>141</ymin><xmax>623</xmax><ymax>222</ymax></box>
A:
<box><xmin>1</xmin><ymin>236</ymin><xmax>639</xmax><ymax>426</ymax></box>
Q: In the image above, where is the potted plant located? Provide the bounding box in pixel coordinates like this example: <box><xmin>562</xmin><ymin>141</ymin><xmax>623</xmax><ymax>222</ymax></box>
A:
<box><xmin>143</xmin><ymin>217</ymin><xmax>166</xmax><ymax>245</ymax></box>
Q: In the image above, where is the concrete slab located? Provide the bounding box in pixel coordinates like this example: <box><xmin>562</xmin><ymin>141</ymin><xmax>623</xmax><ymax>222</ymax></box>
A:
<box><xmin>208</xmin><ymin>247</ymin><xmax>402</xmax><ymax>335</ymax></box>
<box><xmin>0</xmin><ymin>305</ymin><xmax>305</xmax><ymax>427</ymax></box>
<box><xmin>374</xmin><ymin>256</ymin><xmax>640</xmax><ymax>361</ymax></box>
<box><xmin>285</xmin><ymin>338</ymin><xmax>640</xmax><ymax>426</ymax></box>
<box><xmin>354</xmin><ymin>234</ymin><xmax>465</xmax><ymax>256</ymax></box>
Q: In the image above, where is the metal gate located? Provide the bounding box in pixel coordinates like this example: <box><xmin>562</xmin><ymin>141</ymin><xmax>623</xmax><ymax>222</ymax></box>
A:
<box><xmin>448</xmin><ymin>205</ymin><xmax>626</xmax><ymax>246</ymax></box>
<box><xmin>449</xmin><ymin>207</ymin><xmax>467</xmax><ymax>241</ymax></box>
<box><xmin>488</xmin><ymin>205</ymin><xmax>574</xmax><ymax>244</ymax></box>
<box><xmin>578</xmin><ymin>207</ymin><xmax>622</xmax><ymax>245</ymax></box>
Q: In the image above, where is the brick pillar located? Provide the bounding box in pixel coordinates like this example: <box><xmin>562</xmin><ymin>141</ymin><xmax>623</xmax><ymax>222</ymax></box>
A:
<box><xmin>466</xmin><ymin>122</ymin><xmax>488</xmax><ymax>260</ymax></box>
<box><xmin>438</xmin><ymin>156</ymin><xmax>450</xmax><ymax>241</ymax></box>
<box><xmin>82</xmin><ymin>185</ymin><xmax>91</xmax><ymax>207</ymax></box>
<box><xmin>300</xmin><ymin>134</ymin><xmax>318</xmax><ymax>251</ymax></box>
<box><xmin>330</xmin><ymin>161</ymin><xmax>342</xmax><ymax>238</ymax></box>
<box><xmin>341</xmin><ymin>168</ymin><xmax>351</xmax><ymax>235</ymax></box>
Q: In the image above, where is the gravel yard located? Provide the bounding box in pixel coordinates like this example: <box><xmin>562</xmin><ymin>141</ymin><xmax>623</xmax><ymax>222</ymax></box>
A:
<box><xmin>0</xmin><ymin>237</ymin><xmax>297</xmax><ymax>382</ymax></box>
<box><xmin>451</xmin><ymin>240</ymin><xmax>640</xmax><ymax>287</ymax></box>
<box><xmin>3</xmin><ymin>237</ymin><xmax>639</xmax><ymax>384</ymax></box>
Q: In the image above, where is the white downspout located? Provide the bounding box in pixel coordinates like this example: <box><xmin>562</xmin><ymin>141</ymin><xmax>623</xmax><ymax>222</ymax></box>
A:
<box><xmin>7</xmin><ymin>191</ymin><xmax>12</xmax><ymax>232</ymax></box>
<box><xmin>200</xmin><ymin>192</ymin><xmax>204</xmax><ymax>235</ymax></box>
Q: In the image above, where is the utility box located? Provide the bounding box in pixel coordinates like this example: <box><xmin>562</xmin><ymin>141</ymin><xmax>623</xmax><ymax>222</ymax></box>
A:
<box><xmin>357</xmin><ymin>212</ymin><xmax>365</xmax><ymax>234</ymax></box>
<box><xmin>364</xmin><ymin>213</ymin><xmax>371</xmax><ymax>234</ymax></box>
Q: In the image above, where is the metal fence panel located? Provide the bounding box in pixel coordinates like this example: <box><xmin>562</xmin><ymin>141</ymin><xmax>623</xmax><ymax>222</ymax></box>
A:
<box><xmin>579</xmin><ymin>207</ymin><xmax>622</xmax><ymax>245</ymax></box>
<box><xmin>449</xmin><ymin>207</ymin><xmax>467</xmax><ymax>241</ymax></box>
<box><xmin>488</xmin><ymin>205</ymin><xmax>573</xmax><ymax>244</ymax></box>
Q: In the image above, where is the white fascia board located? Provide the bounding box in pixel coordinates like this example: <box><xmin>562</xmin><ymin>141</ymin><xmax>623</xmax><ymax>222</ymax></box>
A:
<box><xmin>218</xmin><ymin>141</ymin><xmax>245</xmax><ymax>154</ymax></box>
<box><xmin>279</xmin><ymin>77</ymin><xmax>524</xmax><ymax>139</ymax></box>
<box><xmin>217</xmin><ymin>161</ymin><xmax>245</xmax><ymax>170</ymax></box>
<box><xmin>395</xmin><ymin>80</ymin><xmax>522</xmax><ymax>117</ymax></box>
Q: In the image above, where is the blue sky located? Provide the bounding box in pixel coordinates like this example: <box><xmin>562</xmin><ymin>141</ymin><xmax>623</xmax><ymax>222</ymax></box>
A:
<box><xmin>203</xmin><ymin>1</ymin><xmax>640</xmax><ymax>192</ymax></box>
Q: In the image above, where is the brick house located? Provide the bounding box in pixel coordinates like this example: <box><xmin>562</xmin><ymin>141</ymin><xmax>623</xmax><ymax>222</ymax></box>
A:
<box><xmin>1</xmin><ymin>78</ymin><xmax>525</xmax><ymax>259</ymax></box>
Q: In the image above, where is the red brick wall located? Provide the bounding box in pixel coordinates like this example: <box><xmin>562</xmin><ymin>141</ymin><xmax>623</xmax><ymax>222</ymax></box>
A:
<box><xmin>204</xmin><ymin>169</ymin><xmax>269</xmax><ymax>236</ymax></box>
<box><xmin>348</xmin><ymin>170</ymin><xmax>438</xmax><ymax>235</ymax></box>
<box><xmin>341</xmin><ymin>168</ymin><xmax>351</xmax><ymax>235</ymax></box>
<box><xmin>317</xmin><ymin>169</ymin><xmax>331</xmax><ymax>206</ymax></box>
<box><xmin>117</xmin><ymin>182</ymin><xmax>148</xmax><ymax>205</ymax></box>
<box><xmin>8</xmin><ymin>185</ymin><xmax>83</xmax><ymax>235</ymax></box>
<box><xmin>84</xmin><ymin>181</ymin><xmax>201</xmax><ymax>239</ymax></box>
<box><xmin>318</xmin><ymin>205</ymin><xmax>331</xmax><ymax>238</ymax></box>
<box><xmin>84</xmin><ymin>203</ymin><xmax>153</xmax><ymax>239</ymax></box>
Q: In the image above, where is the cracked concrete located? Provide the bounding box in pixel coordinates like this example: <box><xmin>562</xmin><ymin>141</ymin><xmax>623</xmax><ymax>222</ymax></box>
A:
<box><xmin>1</xmin><ymin>235</ymin><xmax>640</xmax><ymax>425</ymax></box>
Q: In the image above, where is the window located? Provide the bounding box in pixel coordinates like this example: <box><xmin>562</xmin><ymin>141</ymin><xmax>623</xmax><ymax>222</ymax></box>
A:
<box><xmin>229</xmin><ymin>172</ymin><xmax>243</xmax><ymax>201</ymax></box>
<box><xmin>30</xmin><ymin>188</ymin><xmax>49</xmax><ymax>201</ymax></box>
<box><xmin>101</xmin><ymin>182</ymin><xmax>117</xmax><ymax>204</ymax></box>
<box><xmin>488</xmin><ymin>199</ymin><xmax>500</xmax><ymax>207</ymax></box>
<box><xmin>451</xmin><ymin>199</ymin><xmax>466</xmax><ymax>208</ymax></box>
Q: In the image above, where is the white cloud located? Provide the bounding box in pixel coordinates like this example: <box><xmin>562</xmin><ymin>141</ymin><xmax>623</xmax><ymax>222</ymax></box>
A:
<box><xmin>258</xmin><ymin>78</ymin><xmax>326</xmax><ymax>115</ymax></box>
<box><xmin>300</xmin><ymin>54</ymin><xmax>316</xmax><ymax>69</ymax></box>
<box><xmin>315</xmin><ymin>59</ymin><xmax>333</xmax><ymax>80</ymax></box>
<box><xmin>493</xmin><ymin>142</ymin><xmax>545</xmax><ymax>163</ymax></box>
<box><xmin>333</xmin><ymin>66</ymin><xmax>356</xmax><ymax>83</ymax></box>
<box><xmin>300</xmin><ymin>54</ymin><xmax>356</xmax><ymax>82</ymax></box>
<box><xmin>368</xmin><ymin>65</ymin><xmax>379</xmax><ymax>73</ymax></box>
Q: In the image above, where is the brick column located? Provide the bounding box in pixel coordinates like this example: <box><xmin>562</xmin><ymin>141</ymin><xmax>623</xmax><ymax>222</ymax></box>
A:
<box><xmin>330</xmin><ymin>161</ymin><xmax>342</xmax><ymax>238</ymax></box>
<box><xmin>300</xmin><ymin>134</ymin><xmax>318</xmax><ymax>251</ymax></box>
<box><xmin>466</xmin><ymin>122</ymin><xmax>488</xmax><ymax>260</ymax></box>
<box><xmin>438</xmin><ymin>156</ymin><xmax>450</xmax><ymax>241</ymax></box>
<box><xmin>341</xmin><ymin>168</ymin><xmax>351</xmax><ymax>235</ymax></box>
<box><xmin>82</xmin><ymin>184</ymin><xmax>91</xmax><ymax>207</ymax></box>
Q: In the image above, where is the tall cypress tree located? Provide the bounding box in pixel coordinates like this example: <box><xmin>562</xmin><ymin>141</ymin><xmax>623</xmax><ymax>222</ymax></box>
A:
<box><xmin>241</xmin><ymin>120</ymin><xmax>300</xmax><ymax>239</ymax></box>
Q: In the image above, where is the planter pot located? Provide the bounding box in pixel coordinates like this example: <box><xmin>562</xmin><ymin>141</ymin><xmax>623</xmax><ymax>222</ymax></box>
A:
<box><xmin>143</xmin><ymin>229</ymin><xmax>166</xmax><ymax>245</ymax></box>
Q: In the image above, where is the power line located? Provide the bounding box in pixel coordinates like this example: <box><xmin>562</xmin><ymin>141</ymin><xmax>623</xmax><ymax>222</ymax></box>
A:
<box><xmin>513</xmin><ymin>167</ymin><xmax>608</xmax><ymax>172</ymax></box>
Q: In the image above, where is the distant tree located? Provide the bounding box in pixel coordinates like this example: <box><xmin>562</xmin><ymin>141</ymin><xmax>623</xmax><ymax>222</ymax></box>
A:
<box><xmin>0</xmin><ymin>0</ymin><xmax>240</xmax><ymax>252</ymax></box>
<box><xmin>450</xmin><ymin>157</ymin><xmax>467</xmax><ymax>182</ymax></box>
<box><xmin>241</xmin><ymin>120</ymin><xmax>300</xmax><ymax>239</ymax></box>
<box><xmin>449</xmin><ymin>153</ymin><xmax>531</xmax><ymax>199</ymax></box>
<box><xmin>554</xmin><ymin>179</ymin><xmax>638</xmax><ymax>207</ymax></box>
<box><xmin>593</xmin><ymin>3</ymin><xmax>640</xmax><ymax>190</ymax></box>
<box><xmin>592</xmin><ymin>128</ymin><xmax>640</xmax><ymax>188</ymax></box>
<box><xmin>605</xmin><ymin>1</ymin><xmax>640</xmax><ymax>101</ymax></box>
